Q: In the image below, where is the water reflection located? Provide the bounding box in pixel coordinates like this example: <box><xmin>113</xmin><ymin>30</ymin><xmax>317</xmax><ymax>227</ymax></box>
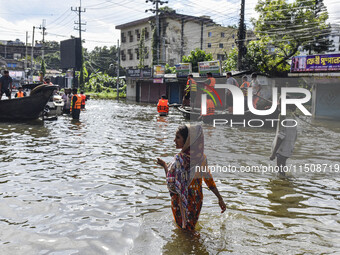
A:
<box><xmin>163</xmin><ymin>229</ymin><xmax>209</xmax><ymax>255</ymax></box>
<box><xmin>0</xmin><ymin>99</ymin><xmax>339</xmax><ymax>254</ymax></box>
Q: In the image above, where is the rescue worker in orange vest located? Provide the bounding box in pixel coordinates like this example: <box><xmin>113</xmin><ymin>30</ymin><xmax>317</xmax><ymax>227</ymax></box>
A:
<box><xmin>80</xmin><ymin>91</ymin><xmax>86</xmax><ymax>109</ymax></box>
<box><xmin>44</xmin><ymin>77</ymin><xmax>53</xmax><ymax>85</ymax></box>
<box><xmin>185</xmin><ymin>74</ymin><xmax>197</xmax><ymax>110</ymax></box>
<box><xmin>240</xmin><ymin>76</ymin><xmax>250</xmax><ymax>95</ymax></box>
<box><xmin>15</xmin><ymin>86</ymin><xmax>26</xmax><ymax>98</ymax></box>
<box><xmin>157</xmin><ymin>95</ymin><xmax>169</xmax><ymax>116</ymax></box>
<box><xmin>203</xmin><ymin>72</ymin><xmax>216</xmax><ymax>92</ymax></box>
<box><xmin>71</xmin><ymin>88</ymin><xmax>82</xmax><ymax>119</ymax></box>
<box><xmin>202</xmin><ymin>97</ymin><xmax>215</xmax><ymax>116</ymax></box>
<box><xmin>240</xmin><ymin>75</ymin><xmax>250</xmax><ymax>110</ymax></box>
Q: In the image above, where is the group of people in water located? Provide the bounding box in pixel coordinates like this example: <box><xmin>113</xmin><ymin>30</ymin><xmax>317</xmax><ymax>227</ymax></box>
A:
<box><xmin>0</xmin><ymin>70</ymin><xmax>87</xmax><ymax>120</ymax></box>
<box><xmin>61</xmin><ymin>88</ymin><xmax>87</xmax><ymax>120</ymax></box>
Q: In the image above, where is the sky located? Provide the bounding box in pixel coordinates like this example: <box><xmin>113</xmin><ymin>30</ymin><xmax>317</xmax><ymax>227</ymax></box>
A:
<box><xmin>0</xmin><ymin>0</ymin><xmax>339</xmax><ymax>51</ymax></box>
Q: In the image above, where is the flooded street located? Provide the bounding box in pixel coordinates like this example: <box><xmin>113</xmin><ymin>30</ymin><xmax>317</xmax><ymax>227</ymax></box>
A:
<box><xmin>0</xmin><ymin>99</ymin><xmax>339</xmax><ymax>254</ymax></box>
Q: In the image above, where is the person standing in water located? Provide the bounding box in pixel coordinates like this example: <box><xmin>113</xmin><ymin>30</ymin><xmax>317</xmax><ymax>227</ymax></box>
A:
<box><xmin>157</xmin><ymin>124</ymin><xmax>226</xmax><ymax>230</ymax></box>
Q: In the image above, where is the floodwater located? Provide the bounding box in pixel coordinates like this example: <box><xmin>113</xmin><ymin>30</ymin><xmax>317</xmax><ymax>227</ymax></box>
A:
<box><xmin>0</xmin><ymin>99</ymin><xmax>339</xmax><ymax>254</ymax></box>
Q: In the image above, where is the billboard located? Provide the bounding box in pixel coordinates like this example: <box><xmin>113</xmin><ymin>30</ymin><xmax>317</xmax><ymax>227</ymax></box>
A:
<box><xmin>60</xmin><ymin>38</ymin><xmax>82</xmax><ymax>70</ymax></box>
<box><xmin>175</xmin><ymin>63</ymin><xmax>192</xmax><ymax>77</ymax></box>
<box><xmin>291</xmin><ymin>54</ymin><xmax>340</xmax><ymax>72</ymax></box>
<box><xmin>153</xmin><ymin>65</ymin><xmax>165</xmax><ymax>78</ymax></box>
<box><xmin>198</xmin><ymin>60</ymin><xmax>221</xmax><ymax>77</ymax></box>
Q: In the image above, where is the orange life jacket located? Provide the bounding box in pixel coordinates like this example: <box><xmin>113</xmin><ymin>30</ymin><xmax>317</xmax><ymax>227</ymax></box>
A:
<box><xmin>203</xmin><ymin>99</ymin><xmax>215</xmax><ymax>116</ymax></box>
<box><xmin>157</xmin><ymin>99</ymin><xmax>169</xmax><ymax>113</ymax></box>
<box><xmin>16</xmin><ymin>91</ymin><xmax>24</xmax><ymax>98</ymax></box>
<box><xmin>240</xmin><ymin>81</ymin><xmax>250</xmax><ymax>96</ymax></box>
<box><xmin>81</xmin><ymin>94</ymin><xmax>86</xmax><ymax>106</ymax></box>
<box><xmin>205</xmin><ymin>77</ymin><xmax>216</xmax><ymax>92</ymax></box>
<box><xmin>72</xmin><ymin>94</ymin><xmax>82</xmax><ymax>110</ymax></box>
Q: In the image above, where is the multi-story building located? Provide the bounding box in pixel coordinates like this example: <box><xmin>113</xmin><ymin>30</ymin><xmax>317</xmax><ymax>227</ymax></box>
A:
<box><xmin>116</xmin><ymin>11</ymin><xmax>240</xmax><ymax>69</ymax></box>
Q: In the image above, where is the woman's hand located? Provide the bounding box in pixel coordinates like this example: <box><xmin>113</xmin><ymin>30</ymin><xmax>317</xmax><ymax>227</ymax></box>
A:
<box><xmin>219</xmin><ymin>198</ymin><xmax>226</xmax><ymax>213</ymax></box>
<box><xmin>157</xmin><ymin>158</ymin><xmax>166</xmax><ymax>168</ymax></box>
<box><xmin>157</xmin><ymin>158</ymin><xmax>168</xmax><ymax>175</ymax></box>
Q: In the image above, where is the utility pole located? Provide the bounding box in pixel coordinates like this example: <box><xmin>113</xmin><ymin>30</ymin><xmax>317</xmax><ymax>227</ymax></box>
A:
<box><xmin>31</xmin><ymin>26</ymin><xmax>35</xmax><ymax>80</ymax></box>
<box><xmin>25</xmin><ymin>31</ymin><xmax>28</xmax><ymax>82</ymax></box>
<box><xmin>38</xmin><ymin>19</ymin><xmax>46</xmax><ymax>62</ymax></box>
<box><xmin>116</xmin><ymin>40</ymin><xmax>120</xmax><ymax>102</ymax></box>
<box><xmin>237</xmin><ymin>0</ymin><xmax>246</xmax><ymax>71</ymax></box>
<box><xmin>72</xmin><ymin>0</ymin><xmax>86</xmax><ymax>89</ymax></box>
<box><xmin>145</xmin><ymin>0</ymin><xmax>168</xmax><ymax>65</ymax></box>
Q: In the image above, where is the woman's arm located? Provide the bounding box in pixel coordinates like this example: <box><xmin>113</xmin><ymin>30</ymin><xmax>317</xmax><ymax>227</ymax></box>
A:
<box><xmin>157</xmin><ymin>158</ymin><xmax>168</xmax><ymax>176</ymax></box>
<box><xmin>203</xmin><ymin>172</ymin><xmax>226</xmax><ymax>213</ymax></box>
<box><xmin>210</xmin><ymin>186</ymin><xmax>226</xmax><ymax>213</ymax></box>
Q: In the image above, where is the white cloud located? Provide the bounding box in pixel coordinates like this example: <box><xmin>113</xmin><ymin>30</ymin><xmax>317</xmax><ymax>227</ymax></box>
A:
<box><xmin>0</xmin><ymin>0</ymin><xmax>338</xmax><ymax>51</ymax></box>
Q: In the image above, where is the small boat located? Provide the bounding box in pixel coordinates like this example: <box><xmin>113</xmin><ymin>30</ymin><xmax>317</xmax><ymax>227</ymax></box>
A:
<box><xmin>45</xmin><ymin>94</ymin><xmax>64</xmax><ymax>117</ymax></box>
<box><xmin>0</xmin><ymin>84</ymin><xmax>58</xmax><ymax>121</ymax></box>
<box><xmin>175</xmin><ymin>106</ymin><xmax>202</xmax><ymax>121</ymax></box>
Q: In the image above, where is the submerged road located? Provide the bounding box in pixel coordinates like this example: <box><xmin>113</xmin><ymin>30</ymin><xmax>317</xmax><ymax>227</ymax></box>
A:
<box><xmin>0</xmin><ymin>99</ymin><xmax>339</xmax><ymax>254</ymax></box>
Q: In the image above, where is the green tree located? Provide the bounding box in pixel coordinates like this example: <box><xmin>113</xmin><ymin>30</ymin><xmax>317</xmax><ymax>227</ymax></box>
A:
<box><xmin>151</xmin><ymin>27</ymin><xmax>158</xmax><ymax>66</ymax></box>
<box><xmin>86</xmin><ymin>46</ymin><xmax>118</xmax><ymax>76</ymax></box>
<box><xmin>138</xmin><ymin>28</ymin><xmax>146</xmax><ymax>68</ymax></box>
<box><xmin>182</xmin><ymin>48</ymin><xmax>213</xmax><ymax>72</ymax></box>
<box><xmin>251</xmin><ymin>0</ymin><xmax>331</xmax><ymax>75</ymax></box>
<box><xmin>41</xmin><ymin>59</ymin><xmax>46</xmax><ymax>78</ymax></box>
<box><xmin>222</xmin><ymin>47</ymin><xmax>238</xmax><ymax>71</ymax></box>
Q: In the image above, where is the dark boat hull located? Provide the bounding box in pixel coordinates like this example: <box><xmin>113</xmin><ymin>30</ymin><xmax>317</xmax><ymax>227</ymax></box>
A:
<box><xmin>0</xmin><ymin>85</ymin><xmax>57</xmax><ymax>121</ymax></box>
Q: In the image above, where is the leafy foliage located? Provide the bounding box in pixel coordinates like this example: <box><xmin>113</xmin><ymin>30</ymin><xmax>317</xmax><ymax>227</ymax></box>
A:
<box><xmin>85</xmin><ymin>72</ymin><xmax>126</xmax><ymax>93</ymax></box>
<box><xmin>138</xmin><ymin>28</ymin><xmax>146</xmax><ymax>68</ymax></box>
<box><xmin>182</xmin><ymin>48</ymin><xmax>213</xmax><ymax>72</ymax></box>
<box><xmin>222</xmin><ymin>47</ymin><xmax>238</xmax><ymax>72</ymax></box>
<box><xmin>165</xmin><ymin>63</ymin><xmax>176</xmax><ymax>74</ymax></box>
<box><xmin>85</xmin><ymin>46</ymin><xmax>119</xmax><ymax>77</ymax></box>
<box><xmin>250</xmin><ymin>0</ymin><xmax>331</xmax><ymax>75</ymax></box>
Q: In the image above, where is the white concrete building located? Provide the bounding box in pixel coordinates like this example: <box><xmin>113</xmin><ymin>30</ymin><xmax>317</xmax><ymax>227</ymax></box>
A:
<box><xmin>116</xmin><ymin>12</ymin><xmax>239</xmax><ymax>69</ymax></box>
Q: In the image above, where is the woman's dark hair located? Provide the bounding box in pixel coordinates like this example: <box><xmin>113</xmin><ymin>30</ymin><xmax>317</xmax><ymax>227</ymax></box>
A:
<box><xmin>177</xmin><ymin>125</ymin><xmax>188</xmax><ymax>143</ymax></box>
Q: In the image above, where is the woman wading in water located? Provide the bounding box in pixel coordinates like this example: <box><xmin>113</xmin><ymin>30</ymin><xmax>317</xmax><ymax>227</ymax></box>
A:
<box><xmin>157</xmin><ymin>124</ymin><xmax>226</xmax><ymax>231</ymax></box>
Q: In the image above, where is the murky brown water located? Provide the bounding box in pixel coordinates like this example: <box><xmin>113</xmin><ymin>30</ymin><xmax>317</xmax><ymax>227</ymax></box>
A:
<box><xmin>0</xmin><ymin>99</ymin><xmax>339</xmax><ymax>254</ymax></box>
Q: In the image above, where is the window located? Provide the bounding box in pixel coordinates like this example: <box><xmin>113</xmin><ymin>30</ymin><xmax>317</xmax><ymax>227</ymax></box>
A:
<box><xmin>135</xmin><ymin>29</ymin><xmax>140</xmax><ymax>41</ymax></box>
<box><xmin>121</xmin><ymin>32</ymin><xmax>126</xmax><ymax>43</ymax></box>
<box><xmin>207</xmin><ymin>43</ymin><xmax>211</xmax><ymax>48</ymax></box>
<box><xmin>145</xmin><ymin>28</ymin><xmax>149</xmax><ymax>39</ymax></box>
<box><xmin>121</xmin><ymin>50</ymin><xmax>126</xmax><ymax>61</ymax></box>
<box><xmin>221</xmin><ymin>32</ymin><xmax>225</xmax><ymax>38</ymax></box>
<box><xmin>217</xmin><ymin>54</ymin><xmax>226</xmax><ymax>61</ymax></box>
<box><xmin>232</xmin><ymin>34</ymin><xmax>235</xmax><ymax>39</ymax></box>
<box><xmin>135</xmin><ymin>48</ymin><xmax>139</xmax><ymax>60</ymax></box>
<box><xmin>128</xmin><ymin>49</ymin><xmax>133</xmax><ymax>60</ymax></box>
<box><xmin>128</xmin><ymin>31</ymin><xmax>133</xmax><ymax>42</ymax></box>
<box><xmin>219</xmin><ymin>43</ymin><xmax>223</xmax><ymax>49</ymax></box>
<box><xmin>208</xmin><ymin>32</ymin><xmax>212</xmax><ymax>37</ymax></box>
<box><xmin>144</xmin><ymin>47</ymin><xmax>149</xmax><ymax>59</ymax></box>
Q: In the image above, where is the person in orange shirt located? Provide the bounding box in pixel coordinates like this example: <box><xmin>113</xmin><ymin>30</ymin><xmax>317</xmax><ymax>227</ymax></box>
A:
<box><xmin>240</xmin><ymin>75</ymin><xmax>250</xmax><ymax>110</ymax></box>
<box><xmin>203</xmin><ymin>72</ymin><xmax>216</xmax><ymax>92</ymax></box>
<box><xmin>157</xmin><ymin>95</ymin><xmax>169</xmax><ymax>116</ymax></box>
<box><xmin>15</xmin><ymin>86</ymin><xmax>27</xmax><ymax>98</ymax></box>
<box><xmin>71</xmin><ymin>88</ymin><xmax>82</xmax><ymax>120</ymax></box>
<box><xmin>44</xmin><ymin>77</ymin><xmax>53</xmax><ymax>85</ymax></box>
<box><xmin>80</xmin><ymin>91</ymin><xmax>86</xmax><ymax>109</ymax></box>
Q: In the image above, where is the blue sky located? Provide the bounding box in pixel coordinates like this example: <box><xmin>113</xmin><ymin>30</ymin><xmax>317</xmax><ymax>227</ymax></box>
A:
<box><xmin>0</xmin><ymin>0</ymin><xmax>339</xmax><ymax>51</ymax></box>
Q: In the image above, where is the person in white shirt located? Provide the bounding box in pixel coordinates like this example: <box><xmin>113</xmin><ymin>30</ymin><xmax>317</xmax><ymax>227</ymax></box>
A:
<box><xmin>270</xmin><ymin>103</ymin><xmax>297</xmax><ymax>176</ymax></box>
